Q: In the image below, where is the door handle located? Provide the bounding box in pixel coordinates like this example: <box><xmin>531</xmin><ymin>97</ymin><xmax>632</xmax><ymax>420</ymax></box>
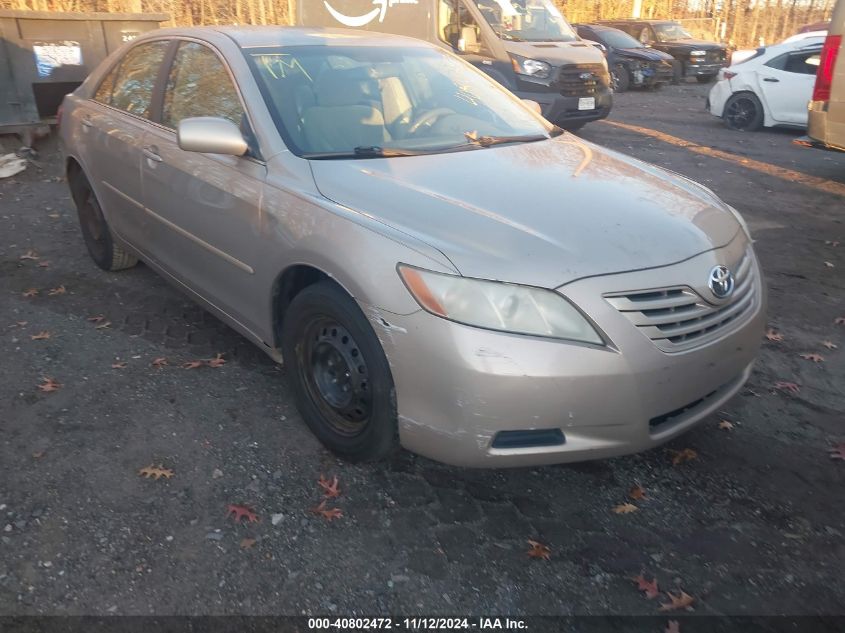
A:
<box><xmin>143</xmin><ymin>146</ymin><xmax>162</xmax><ymax>162</ymax></box>
<box><xmin>763</xmin><ymin>77</ymin><xmax>780</xmax><ymax>83</ymax></box>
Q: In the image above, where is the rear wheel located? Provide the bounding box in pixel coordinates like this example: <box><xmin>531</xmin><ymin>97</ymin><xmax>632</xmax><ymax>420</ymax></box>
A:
<box><xmin>723</xmin><ymin>92</ymin><xmax>764</xmax><ymax>131</ymax></box>
<box><xmin>281</xmin><ymin>281</ymin><xmax>398</xmax><ymax>462</ymax></box>
<box><xmin>68</xmin><ymin>168</ymin><xmax>137</xmax><ymax>271</ymax></box>
<box><xmin>611</xmin><ymin>63</ymin><xmax>630</xmax><ymax>92</ymax></box>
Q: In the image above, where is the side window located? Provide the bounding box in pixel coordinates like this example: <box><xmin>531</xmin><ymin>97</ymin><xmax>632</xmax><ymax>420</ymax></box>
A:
<box><xmin>765</xmin><ymin>53</ymin><xmax>788</xmax><ymax>71</ymax></box>
<box><xmin>639</xmin><ymin>27</ymin><xmax>652</xmax><ymax>44</ymax></box>
<box><xmin>439</xmin><ymin>0</ymin><xmax>482</xmax><ymax>53</ymax></box>
<box><xmin>162</xmin><ymin>42</ymin><xmax>245</xmax><ymax>129</ymax></box>
<box><xmin>784</xmin><ymin>51</ymin><xmax>821</xmax><ymax>75</ymax></box>
<box><xmin>93</xmin><ymin>63</ymin><xmax>120</xmax><ymax>104</ymax></box>
<box><xmin>109</xmin><ymin>41</ymin><xmax>169</xmax><ymax>118</ymax></box>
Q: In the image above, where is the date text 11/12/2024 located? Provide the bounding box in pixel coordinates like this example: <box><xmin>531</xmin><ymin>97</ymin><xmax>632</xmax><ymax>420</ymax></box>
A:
<box><xmin>307</xmin><ymin>618</ymin><xmax>528</xmax><ymax>630</ymax></box>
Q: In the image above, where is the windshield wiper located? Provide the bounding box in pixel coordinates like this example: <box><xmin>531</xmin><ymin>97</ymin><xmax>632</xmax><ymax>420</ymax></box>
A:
<box><xmin>302</xmin><ymin>146</ymin><xmax>429</xmax><ymax>160</ymax></box>
<box><xmin>462</xmin><ymin>129</ymin><xmax>563</xmax><ymax>148</ymax></box>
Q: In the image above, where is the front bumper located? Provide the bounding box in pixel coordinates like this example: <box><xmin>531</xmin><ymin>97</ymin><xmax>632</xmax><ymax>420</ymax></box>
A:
<box><xmin>685</xmin><ymin>61</ymin><xmax>725</xmax><ymax>77</ymax></box>
<box><xmin>371</xmin><ymin>239</ymin><xmax>765</xmax><ymax>468</ymax></box>
<box><xmin>519</xmin><ymin>90</ymin><xmax>613</xmax><ymax>126</ymax></box>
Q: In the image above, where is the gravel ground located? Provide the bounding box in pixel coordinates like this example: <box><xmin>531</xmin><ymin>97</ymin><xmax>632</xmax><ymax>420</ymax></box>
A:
<box><xmin>0</xmin><ymin>81</ymin><xmax>844</xmax><ymax>625</ymax></box>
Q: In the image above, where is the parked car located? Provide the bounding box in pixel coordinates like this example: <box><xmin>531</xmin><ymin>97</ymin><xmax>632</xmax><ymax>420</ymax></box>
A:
<box><xmin>297</xmin><ymin>0</ymin><xmax>612</xmax><ymax>131</ymax></box>
<box><xmin>708</xmin><ymin>38</ymin><xmax>824</xmax><ymax>131</ymax></box>
<box><xmin>731</xmin><ymin>30</ymin><xmax>828</xmax><ymax>66</ymax></box>
<box><xmin>804</xmin><ymin>0</ymin><xmax>845</xmax><ymax>151</ymax></box>
<box><xmin>60</xmin><ymin>26</ymin><xmax>764</xmax><ymax>468</ymax></box>
<box><xmin>575</xmin><ymin>23</ymin><xmax>675</xmax><ymax>91</ymax></box>
<box><xmin>599</xmin><ymin>19</ymin><xmax>728</xmax><ymax>83</ymax></box>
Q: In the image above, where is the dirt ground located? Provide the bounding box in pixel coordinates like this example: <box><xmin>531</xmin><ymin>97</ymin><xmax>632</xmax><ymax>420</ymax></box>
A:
<box><xmin>1</xmin><ymin>81</ymin><xmax>844</xmax><ymax>628</ymax></box>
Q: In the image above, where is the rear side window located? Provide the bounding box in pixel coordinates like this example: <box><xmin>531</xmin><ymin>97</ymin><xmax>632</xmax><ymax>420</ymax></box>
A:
<box><xmin>161</xmin><ymin>42</ymin><xmax>245</xmax><ymax>129</ymax></box>
<box><xmin>785</xmin><ymin>51</ymin><xmax>822</xmax><ymax>75</ymax></box>
<box><xmin>107</xmin><ymin>41</ymin><xmax>170</xmax><ymax>118</ymax></box>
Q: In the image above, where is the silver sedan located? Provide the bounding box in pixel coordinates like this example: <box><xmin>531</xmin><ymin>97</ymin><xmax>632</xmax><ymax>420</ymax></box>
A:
<box><xmin>60</xmin><ymin>26</ymin><xmax>765</xmax><ymax>467</ymax></box>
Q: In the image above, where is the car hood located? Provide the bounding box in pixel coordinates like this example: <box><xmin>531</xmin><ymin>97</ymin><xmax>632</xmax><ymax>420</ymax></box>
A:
<box><xmin>615</xmin><ymin>46</ymin><xmax>674</xmax><ymax>62</ymax></box>
<box><xmin>504</xmin><ymin>40</ymin><xmax>606</xmax><ymax>65</ymax></box>
<box><xmin>309</xmin><ymin>135</ymin><xmax>740</xmax><ymax>289</ymax></box>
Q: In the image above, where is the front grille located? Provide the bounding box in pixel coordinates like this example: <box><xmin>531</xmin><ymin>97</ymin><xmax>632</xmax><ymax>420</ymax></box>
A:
<box><xmin>704</xmin><ymin>50</ymin><xmax>726</xmax><ymax>64</ymax></box>
<box><xmin>553</xmin><ymin>63</ymin><xmax>609</xmax><ymax>97</ymax></box>
<box><xmin>605</xmin><ymin>250</ymin><xmax>757</xmax><ymax>353</ymax></box>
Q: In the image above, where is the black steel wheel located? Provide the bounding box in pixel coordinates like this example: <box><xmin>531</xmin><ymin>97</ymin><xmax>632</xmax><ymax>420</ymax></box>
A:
<box><xmin>68</xmin><ymin>168</ymin><xmax>137</xmax><ymax>271</ymax></box>
<box><xmin>282</xmin><ymin>281</ymin><xmax>397</xmax><ymax>462</ymax></box>
<box><xmin>723</xmin><ymin>92</ymin><xmax>764</xmax><ymax>131</ymax></box>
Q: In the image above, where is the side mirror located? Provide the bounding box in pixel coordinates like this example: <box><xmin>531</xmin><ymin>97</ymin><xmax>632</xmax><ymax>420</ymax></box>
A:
<box><xmin>458</xmin><ymin>26</ymin><xmax>481</xmax><ymax>54</ymax></box>
<box><xmin>177</xmin><ymin>116</ymin><xmax>248</xmax><ymax>156</ymax></box>
<box><xmin>521</xmin><ymin>99</ymin><xmax>542</xmax><ymax>115</ymax></box>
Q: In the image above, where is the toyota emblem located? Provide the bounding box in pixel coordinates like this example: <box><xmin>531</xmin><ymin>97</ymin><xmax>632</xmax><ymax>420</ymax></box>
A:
<box><xmin>708</xmin><ymin>265</ymin><xmax>735</xmax><ymax>299</ymax></box>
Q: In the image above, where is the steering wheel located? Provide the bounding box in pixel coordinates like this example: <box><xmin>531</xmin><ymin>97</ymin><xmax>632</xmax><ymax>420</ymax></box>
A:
<box><xmin>407</xmin><ymin>108</ymin><xmax>454</xmax><ymax>136</ymax></box>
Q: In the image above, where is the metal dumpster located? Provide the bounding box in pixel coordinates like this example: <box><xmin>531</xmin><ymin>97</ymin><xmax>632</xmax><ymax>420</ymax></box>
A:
<box><xmin>0</xmin><ymin>9</ymin><xmax>167</xmax><ymax>140</ymax></box>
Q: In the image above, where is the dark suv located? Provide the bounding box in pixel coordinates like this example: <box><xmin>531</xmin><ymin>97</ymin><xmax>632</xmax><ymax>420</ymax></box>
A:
<box><xmin>599</xmin><ymin>20</ymin><xmax>727</xmax><ymax>83</ymax></box>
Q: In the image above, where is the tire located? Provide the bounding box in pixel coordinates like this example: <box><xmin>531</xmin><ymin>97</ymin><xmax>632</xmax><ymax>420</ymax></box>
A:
<box><xmin>722</xmin><ymin>92</ymin><xmax>764</xmax><ymax>131</ymax></box>
<box><xmin>611</xmin><ymin>63</ymin><xmax>630</xmax><ymax>92</ymax></box>
<box><xmin>696</xmin><ymin>75</ymin><xmax>716</xmax><ymax>84</ymax></box>
<box><xmin>671</xmin><ymin>60</ymin><xmax>683</xmax><ymax>84</ymax></box>
<box><xmin>281</xmin><ymin>281</ymin><xmax>398</xmax><ymax>462</ymax></box>
<box><xmin>68</xmin><ymin>168</ymin><xmax>138</xmax><ymax>271</ymax></box>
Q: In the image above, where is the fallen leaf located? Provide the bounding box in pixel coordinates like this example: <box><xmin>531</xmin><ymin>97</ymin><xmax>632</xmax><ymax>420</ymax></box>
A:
<box><xmin>182</xmin><ymin>360</ymin><xmax>204</xmax><ymax>369</ymax></box>
<box><xmin>526</xmin><ymin>539</ymin><xmax>551</xmax><ymax>560</ymax></box>
<box><xmin>227</xmin><ymin>504</ymin><xmax>259</xmax><ymax>524</ymax></box>
<box><xmin>633</xmin><ymin>573</ymin><xmax>659</xmax><ymax>599</ymax></box>
<box><xmin>659</xmin><ymin>591</ymin><xmax>695</xmax><ymax>612</ymax></box>
<box><xmin>825</xmin><ymin>240</ymin><xmax>840</xmax><ymax>247</ymax></box>
<box><xmin>87</xmin><ymin>315</ymin><xmax>106</xmax><ymax>323</ymax></box>
<box><xmin>310</xmin><ymin>499</ymin><xmax>343</xmax><ymax>522</ymax></box>
<box><xmin>821</xmin><ymin>341</ymin><xmax>838</xmax><ymax>350</ymax></box>
<box><xmin>836</xmin><ymin>317</ymin><xmax>845</xmax><ymax>326</ymax></box>
<box><xmin>37</xmin><ymin>261</ymin><xmax>50</xmax><ymax>268</ymax></box>
<box><xmin>151</xmin><ymin>357</ymin><xmax>168</xmax><ymax>368</ymax></box>
<box><xmin>669</xmin><ymin>448</ymin><xmax>698</xmax><ymax>465</ymax></box>
<box><xmin>19</xmin><ymin>249</ymin><xmax>39</xmax><ymax>260</ymax></box>
<box><xmin>666</xmin><ymin>621</ymin><xmax>681</xmax><ymax>633</ymax></box>
<box><xmin>824</xmin><ymin>261</ymin><xmax>835</xmax><ymax>269</ymax></box>
<box><xmin>112</xmin><ymin>361</ymin><xmax>127</xmax><ymax>369</ymax></box>
<box><xmin>629</xmin><ymin>485</ymin><xmax>646</xmax><ymax>501</ymax></box>
<box><xmin>764</xmin><ymin>328</ymin><xmax>784</xmax><ymax>342</ymax></box>
<box><xmin>47</xmin><ymin>285</ymin><xmax>66</xmax><ymax>296</ymax></box>
<box><xmin>830</xmin><ymin>444</ymin><xmax>845</xmax><ymax>461</ymax></box>
<box><xmin>774</xmin><ymin>381</ymin><xmax>801</xmax><ymax>395</ymax></box>
<box><xmin>318</xmin><ymin>474</ymin><xmax>341</xmax><ymax>498</ymax></box>
<box><xmin>718</xmin><ymin>420</ymin><xmax>734</xmax><ymax>431</ymax></box>
<box><xmin>37</xmin><ymin>377</ymin><xmax>61</xmax><ymax>393</ymax></box>
<box><xmin>30</xmin><ymin>331</ymin><xmax>51</xmax><ymax>341</ymax></box>
<box><xmin>94</xmin><ymin>321</ymin><xmax>112</xmax><ymax>330</ymax></box>
<box><xmin>22</xmin><ymin>288</ymin><xmax>38</xmax><ymax>298</ymax></box>
<box><xmin>138</xmin><ymin>465</ymin><xmax>174</xmax><ymax>480</ymax></box>
<box><xmin>11</xmin><ymin>321</ymin><xmax>28</xmax><ymax>327</ymax></box>
<box><xmin>800</xmin><ymin>353</ymin><xmax>825</xmax><ymax>363</ymax></box>
<box><xmin>32</xmin><ymin>451</ymin><xmax>46</xmax><ymax>459</ymax></box>
<box><xmin>205</xmin><ymin>353</ymin><xmax>226</xmax><ymax>368</ymax></box>
<box><xmin>240</xmin><ymin>537</ymin><xmax>256</xmax><ymax>549</ymax></box>
<box><xmin>613</xmin><ymin>502</ymin><xmax>639</xmax><ymax>514</ymax></box>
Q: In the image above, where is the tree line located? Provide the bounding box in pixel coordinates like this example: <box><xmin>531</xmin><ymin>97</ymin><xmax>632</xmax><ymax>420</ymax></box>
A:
<box><xmin>0</xmin><ymin>0</ymin><xmax>837</xmax><ymax>49</ymax></box>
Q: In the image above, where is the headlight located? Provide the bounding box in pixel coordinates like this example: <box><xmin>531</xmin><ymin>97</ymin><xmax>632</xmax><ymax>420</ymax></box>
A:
<box><xmin>510</xmin><ymin>54</ymin><xmax>552</xmax><ymax>79</ymax></box>
<box><xmin>690</xmin><ymin>50</ymin><xmax>707</xmax><ymax>56</ymax></box>
<box><xmin>398</xmin><ymin>265</ymin><xmax>603</xmax><ymax>344</ymax></box>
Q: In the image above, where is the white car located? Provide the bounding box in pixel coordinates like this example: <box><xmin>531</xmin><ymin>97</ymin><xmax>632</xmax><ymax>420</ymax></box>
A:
<box><xmin>708</xmin><ymin>38</ymin><xmax>824</xmax><ymax>130</ymax></box>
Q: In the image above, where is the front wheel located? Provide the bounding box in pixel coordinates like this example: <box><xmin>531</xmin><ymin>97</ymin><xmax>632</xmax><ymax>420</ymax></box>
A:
<box><xmin>723</xmin><ymin>92</ymin><xmax>764</xmax><ymax>131</ymax></box>
<box><xmin>281</xmin><ymin>281</ymin><xmax>398</xmax><ymax>462</ymax></box>
<box><xmin>611</xmin><ymin>63</ymin><xmax>630</xmax><ymax>92</ymax></box>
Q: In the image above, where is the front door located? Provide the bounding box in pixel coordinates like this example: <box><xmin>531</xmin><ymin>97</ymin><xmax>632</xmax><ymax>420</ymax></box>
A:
<box><xmin>141</xmin><ymin>40</ymin><xmax>266</xmax><ymax>334</ymax></box>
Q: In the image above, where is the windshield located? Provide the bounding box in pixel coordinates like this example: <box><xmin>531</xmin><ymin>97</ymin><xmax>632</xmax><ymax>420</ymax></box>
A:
<box><xmin>653</xmin><ymin>23</ymin><xmax>693</xmax><ymax>41</ymax></box>
<box><xmin>600</xmin><ymin>29</ymin><xmax>645</xmax><ymax>49</ymax></box>
<box><xmin>472</xmin><ymin>0</ymin><xmax>578</xmax><ymax>42</ymax></box>
<box><xmin>245</xmin><ymin>45</ymin><xmax>554</xmax><ymax>158</ymax></box>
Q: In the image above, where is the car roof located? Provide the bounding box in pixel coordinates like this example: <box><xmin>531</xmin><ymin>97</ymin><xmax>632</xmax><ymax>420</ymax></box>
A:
<box><xmin>141</xmin><ymin>25</ymin><xmax>431</xmax><ymax>49</ymax></box>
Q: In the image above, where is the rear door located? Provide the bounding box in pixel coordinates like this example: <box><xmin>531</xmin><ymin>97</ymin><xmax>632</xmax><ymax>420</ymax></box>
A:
<box><xmin>140</xmin><ymin>39</ymin><xmax>266</xmax><ymax>333</ymax></box>
<box><xmin>758</xmin><ymin>48</ymin><xmax>821</xmax><ymax>125</ymax></box>
<box><xmin>82</xmin><ymin>40</ymin><xmax>170</xmax><ymax>246</ymax></box>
